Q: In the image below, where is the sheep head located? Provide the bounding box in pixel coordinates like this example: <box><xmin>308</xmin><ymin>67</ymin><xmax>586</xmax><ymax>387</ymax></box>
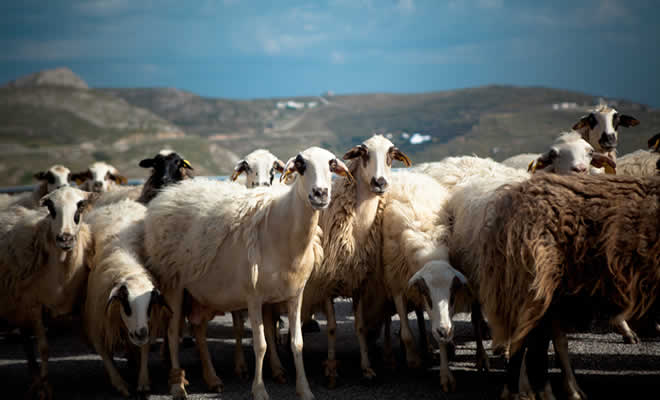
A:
<box><xmin>232</xmin><ymin>149</ymin><xmax>285</xmax><ymax>188</ymax></box>
<box><xmin>572</xmin><ymin>106</ymin><xmax>639</xmax><ymax>154</ymax></box>
<box><xmin>343</xmin><ymin>134</ymin><xmax>412</xmax><ymax>195</ymax></box>
<box><xmin>34</xmin><ymin>165</ymin><xmax>72</xmax><ymax>193</ymax></box>
<box><xmin>39</xmin><ymin>186</ymin><xmax>99</xmax><ymax>251</ymax></box>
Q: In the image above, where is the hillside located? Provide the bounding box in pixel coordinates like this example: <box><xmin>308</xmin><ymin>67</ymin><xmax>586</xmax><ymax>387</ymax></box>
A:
<box><xmin>1</xmin><ymin>67</ymin><xmax>659</xmax><ymax>188</ymax></box>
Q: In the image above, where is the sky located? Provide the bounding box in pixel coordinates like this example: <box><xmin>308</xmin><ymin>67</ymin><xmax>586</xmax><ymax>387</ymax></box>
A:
<box><xmin>1</xmin><ymin>0</ymin><xmax>658</xmax><ymax>106</ymax></box>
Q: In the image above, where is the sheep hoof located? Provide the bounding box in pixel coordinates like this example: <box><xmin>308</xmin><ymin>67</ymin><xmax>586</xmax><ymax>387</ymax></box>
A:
<box><xmin>382</xmin><ymin>352</ymin><xmax>396</xmax><ymax>371</ymax></box>
<box><xmin>27</xmin><ymin>376</ymin><xmax>53</xmax><ymax>400</ymax></box>
<box><xmin>302</xmin><ymin>319</ymin><xmax>321</xmax><ymax>333</ymax></box>
<box><xmin>136</xmin><ymin>382</ymin><xmax>151</xmax><ymax>394</ymax></box>
<box><xmin>362</xmin><ymin>367</ymin><xmax>377</xmax><ymax>380</ymax></box>
<box><xmin>204</xmin><ymin>375</ymin><xmax>224</xmax><ymax>392</ymax></box>
<box><xmin>475</xmin><ymin>350</ymin><xmax>490</xmax><ymax>372</ymax></box>
<box><xmin>623</xmin><ymin>332</ymin><xmax>640</xmax><ymax>344</ymax></box>
<box><xmin>272</xmin><ymin>370</ymin><xmax>288</xmax><ymax>384</ymax></box>
<box><xmin>235</xmin><ymin>364</ymin><xmax>250</xmax><ymax>381</ymax></box>
<box><xmin>440</xmin><ymin>369</ymin><xmax>456</xmax><ymax>393</ymax></box>
<box><xmin>169</xmin><ymin>368</ymin><xmax>189</xmax><ymax>399</ymax></box>
<box><xmin>252</xmin><ymin>383</ymin><xmax>269</xmax><ymax>400</ymax></box>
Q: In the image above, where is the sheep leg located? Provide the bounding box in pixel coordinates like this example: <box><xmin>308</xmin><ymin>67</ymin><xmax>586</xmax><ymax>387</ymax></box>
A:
<box><xmin>353</xmin><ymin>292</ymin><xmax>376</xmax><ymax>379</ymax></box>
<box><xmin>393</xmin><ymin>295</ymin><xmax>422</xmax><ymax>369</ymax></box>
<box><xmin>437</xmin><ymin>340</ymin><xmax>456</xmax><ymax>392</ymax></box>
<box><xmin>97</xmin><ymin>346</ymin><xmax>131</xmax><ymax>397</ymax></box>
<box><xmin>288</xmin><ymin>292</ymin><xmax>315</xmax><ymax>400</ymax></box>
<box><xmin>247</xmin><ymin>298</ymin><xmax>269</xmax><ymax>400</ymax></box>
<box><xmin>232</xmin><ymin>311</ymin><xmax>249</xmax><ymax>380</ymax></box>
<box><xmin>472</xmin><ymin>302</ymin><xmax>490</xmax><ymax>372</ymax></box>
<box><xmin>164</xmin><ymin>288</ymin><xmax>188</xmax><ymax>399</ymax></box>
<box><xmin>192</xmin><ymin>319</ymin><xmax>223</xmax><ymax>392</ymax></box>
<box><xmin>31</xmin><ymin>312</ymin><xmax>53</xmax><ymax>400</ymax></box>
<box><xmin>503</xmin><ymin>345</ymin><xmax>525</xmax><ymax>399</ymax></box>
<box><xmin>382</xmin><ymin>315</ymin><xmax>396</xmax><ymax>370</ymax></box>
<box><xmin>415</xmin><ymin>308</ymin><xmax>432</xmax><ymax>361</ymax></box>
<box><xmin>263</xmin><ymin>304</ymin><xmax>287</xmax><ymax>383</ymax></box>
<box><xmin>323</xmin><ymin>297</ymin><xmax>340</xmax><ymax>388</ymax></box>
<box><xmin>137</xmin><ymin>343</ymin><xmax>151</xmax><ymax>394</ymax></box>
<box><xmin>612</xmin><ymin>314</ymin><xmax>640</xmax><ymax>344</ymax></box>
<box><xmin>21</xmin><ymin>325</ymin><xmax>51</xmax><ymax>400</ymax></box>
<box><xmin>525</xmin><ymin>320</ymin><xmax>554</xmax><ymax>400</ymax></box>
<box><xmin>552</xmin><ymin>319</ymin><xmax>585</xmax><ymax>400</ymax></box>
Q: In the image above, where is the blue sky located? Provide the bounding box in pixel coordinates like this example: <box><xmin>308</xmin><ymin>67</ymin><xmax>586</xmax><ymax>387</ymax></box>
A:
<box><xmin>1</xmin><ymin>0</ymin><xmax>658</xmax><ymax>106</ymax></box>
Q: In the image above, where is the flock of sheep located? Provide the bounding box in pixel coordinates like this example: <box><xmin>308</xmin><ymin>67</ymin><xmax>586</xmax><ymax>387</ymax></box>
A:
<box><xmin>1</xmin><ymin>104</ymin><xmax>659</xmax><ymax>400</ymax></box>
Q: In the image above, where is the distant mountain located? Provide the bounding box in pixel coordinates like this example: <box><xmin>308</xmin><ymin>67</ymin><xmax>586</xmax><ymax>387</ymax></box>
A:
<box><xmin>1</xmin><ymin>67</ymin><xmax>659</xmax><ymax>188</ymax></box>
<box><xmin>3</xmin><ymin>67</ymin><xmax>89</xmax><ymax>90</ymax></box>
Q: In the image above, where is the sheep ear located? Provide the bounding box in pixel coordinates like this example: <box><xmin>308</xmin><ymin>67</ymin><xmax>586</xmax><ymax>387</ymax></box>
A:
<box><xmin>272</xmin><ymin>159</ymin><xmax>285</xmax><ymax>174</ymax></box>
<box><xmin>149</xmin><ymin>288</ymin><xmax>173</xmax><ymax>315</ymax></box>
<box><xmin>408</xmin><ymin>274</ymin><xmax>432</xmax><ymax>305</ymax></box>
<box><xmin>182</xmin><ymin>159</ymin><xmax>194</xmax><ymax>170</ymax></box>
<box><xmin>281</xmin><ymin>155</ymin><xmax>306</xmax><ymax>182</ymax></box>
<box><xmin>231</xmin><ymin>160</ymin><xmax>249</xmax><ymax>181</ymax></box>
<box><xmin>591</xmin><ymin>153</ymin><xmax>616</xmax><ymax>174</ymax></box>
<box><xmin>109</xmin><ymin>174</ymin><xmax>128</xmax><ymax>185</ymax></box>
<box><xmin>389</xmin><ymin>146</ymin><xmax>412</xmax><ymax>167</ymax></box>
<box><xmin>649</xmin><ymin>133</ymin><xmax>660</xmax><ymax>152</ymax></box>
<box><xmin>618</xmin><ymin>114</ymin><xmax>639</xmax><ymax>128</ymax></box>
<box><xmin>106</xmin><ymin>284</ymin><xmax>130</xmax><ymax>315</ymax></box>
<box><xmin>139</xmin><ymin>158</ymin><xmax>155</xmax><ymax>169</ymax></box>
<box><xmin>34</xmin><ymin>171</ymin><xmax>48</xmax><ymax>181</ymax></box>
<box><xmin>342</xmin><ymin>144</ymin><xmax>367</xmax><ymax>160</ymax></box>
<box><xmin>529</xmin><ymin>148</ymin><xmax>557</xmax><ymax>173</ymax></box>
<box><xmin>70</xmin><ymin>171</ymin><xmax>91</xmax><ymax>186</ymax></box>
<box><xmin>572</xmin><ymin>113</ymin><xmax>597</xmax><ymax>131</ymax></box>
<box><xmin>329</xmin><ymin>158</ymin><xmax>354</xmax><ymax>183</ymax></box>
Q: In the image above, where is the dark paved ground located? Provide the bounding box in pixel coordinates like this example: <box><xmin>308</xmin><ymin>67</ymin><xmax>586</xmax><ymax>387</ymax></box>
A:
<box><xmin>2</xmin><ymin>299</ymin><xmax>659</xmax><ymax>399</ymax></box>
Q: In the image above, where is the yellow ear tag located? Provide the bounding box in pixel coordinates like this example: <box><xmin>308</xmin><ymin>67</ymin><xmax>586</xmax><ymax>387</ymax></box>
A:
<box><xmin>230</xmin><ymin>171</ymin><xmax>240</xmax><ymax>181</ymax></box>
<box><xmin>604</xmin><ymin>164</ymin><xmax>616</xmax><ymax>175</ymax></box>
<box><xmin>280</xmin><ymin>170</ymin><xmax>293</xmax><ymax>183</ymax></box>
<box><xmin>527</xmin><ymin>160</ymin><xmax>537</xmax><ymax>173</ymax></box>
<box><xmin>654</xmin><ymin>139</ymin><xmax>660</xmax><ymax>152</ymax></box>
<box><xmin>183</xmin><ymin>159</ymin><xmax>192</xmax><ymax>168</ymax></box>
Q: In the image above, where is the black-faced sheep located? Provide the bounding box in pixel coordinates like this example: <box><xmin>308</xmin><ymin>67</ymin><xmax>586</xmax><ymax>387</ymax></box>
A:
<box><xmin>0</xmin><ymin>186</ymin><xmax>97</xmax><ymax>399</ymax></box>
<box><xmin>144</xmin><ymin>147</ymin><xmax>352</xmax><ymax>400</ymax></box>
<box><xmin>477</xmin><ymin>173</ymin><xmax>660</xmax><ymax>399</ymax></box>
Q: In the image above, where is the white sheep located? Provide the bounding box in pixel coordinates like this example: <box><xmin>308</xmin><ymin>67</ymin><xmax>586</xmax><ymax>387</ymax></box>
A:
<box><xmin>231</xmin><ymin>149</ymin><xmax>286</xmax><ymax>188</ymax></box>
<box><xmin>229</xmin><ymin>148</ymin><xmax>289</xmax><ymax>382</ymax></box>
<box><xmin>616</xmin><ymin>133</ymin><xmax>660</xmax><ymax>177</ymax></box>
<box><xmin>72</xmin><ymin>161</ymin><xmax>128</xmax><ymax>193</ymax></box>
<box><xmin>0</xmin><ymin>186</ymin><xmax>97</xmax><ymax>399</ymax></box>
<box><xmin>301</xmin><ymin>134</ymin><xmax>412</xmax><ymax>385</ymax></box>
<box><xmin>83</xmin><ymin>200</ymin><xmax>171</xmax><ymax>396</ymax></box>
<box><xmin>144</xmin><ymin>146</ymin><xmax>352</xmax><ymax>400</ymax></box>
<box><xmin>3</xmin><ymin>165</ymin><xmax>72</xmax><ymax>209</ymax></box>
<box><xmin>382</xmin><ymin>170</ymin><xmax>471</xmax><ymax>392</ymax></box>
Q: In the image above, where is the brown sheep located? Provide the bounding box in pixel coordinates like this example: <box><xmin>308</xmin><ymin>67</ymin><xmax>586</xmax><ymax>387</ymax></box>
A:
<box><xmin>478</xmin><ymin>173</ymin><xmax>660</xmax><ymax>399</ymax></box>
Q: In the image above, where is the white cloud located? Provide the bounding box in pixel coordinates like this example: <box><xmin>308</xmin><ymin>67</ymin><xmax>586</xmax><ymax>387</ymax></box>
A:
<box><xmin>397</xmin><ymin>0</ymin><xmax>415</xmax><ymax>14</ymax></box>
<box><xmin>331</xmin><ymin>51</ymin><xmax>346</xmax><ymax>64</ymax></box>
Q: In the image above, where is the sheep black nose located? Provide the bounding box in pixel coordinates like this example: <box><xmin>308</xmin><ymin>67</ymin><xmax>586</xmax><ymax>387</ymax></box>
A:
<box><xmin>136</xmin><ymin>327</ymin><xmax>148</xmax><ymax>340</ymax></box>
<box><xmin>599</xmin><ymin>133</ymin><xmax>617</xmax><ymax>149</ymax></box>
<box><xmin>311</xmin><ymin>187</ymin><xmax>328</xmax><ymax>202</ymax></box>
<box><xmin>57</xmin><ymin>233</ymin><xmax>74</xmax><ymax>243</ymax></box>
<box><xmin>370</xmin><ymin>177</ymin><xmax>389</xmax><ymax>193</ymax></box>
<box><xmin>572</xmin><ymin>164</ymin><xmax>587</xmax><ymax>173</ymax></box>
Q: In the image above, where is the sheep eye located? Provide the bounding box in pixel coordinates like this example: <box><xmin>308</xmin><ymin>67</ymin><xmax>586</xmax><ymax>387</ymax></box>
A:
<box><xmin>74</xmin><ymin>200</ymin><xmax>85</xmax><ymax>224</ymax></box>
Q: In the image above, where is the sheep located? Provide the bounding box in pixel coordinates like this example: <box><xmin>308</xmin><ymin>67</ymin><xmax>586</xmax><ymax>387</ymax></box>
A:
<box><xmin>502</xmin><ymin>105</ymin><xmax>639</xmax><ymax>173</ymax></box>
<box><xmin>476</xmin><ymin>173</ymin><xmax>660</xmax><ymax>399</ymax></box>
<box><xmin>231</xmin><ymin>149</ymin><xmax>286</xmax><ymax>188</ymax></box>
<box><xmin>2</xmin><ymin>165</ymin><xmax>72</xmax><ymax>209</ymax></box>
<box><xmin>300</xmin><ymin>135</ymin><xmax>412</xmax><ymax>386</ymax></box>
<box><xmin>93</xmin><ymin>151</ymin><xmax>194</xmax><ymax>207</ymax></box>
<box><xmin>571</xmin><ymin>104</ymin><xmax>640</xmax><ymax>160</ymax></box>
<box><xmin>615</xmin><ymin>133</ymin><xmax>660</xmax><ymax>177</ymax></box>
<box><xmin>0</xmin><ymin>186</ymin><xmax>97</xmax><ymax>399</ymax></box>
<box><xmin>144</xmin><ymin>146</ymin><xmax>352</xmax><ymax>400</ymax></box>
<box><xmin>229</xmin><ymin>148</ymin><xmax>288</xmax><ymax>382</ymax></box>
<box><xmin>72</xmin><ymin>162</ymin><xmax>128</xmax><ymax>193</ymax></box>
<box><xmin>83</xmin><ymin>199</ymin><xmax>171</xmax><ymax>396</ymax></box>
<box><xmin>382</xmin><ymin>170</ymin><xmax>471</xmax><ymax>392</ymax></box>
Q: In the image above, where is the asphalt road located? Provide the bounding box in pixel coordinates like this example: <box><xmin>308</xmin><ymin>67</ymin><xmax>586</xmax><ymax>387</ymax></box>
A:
<box><xmin>1</xmin><ymin>299</ymin><xmax>659</xmax><ymax>399</ymax></box>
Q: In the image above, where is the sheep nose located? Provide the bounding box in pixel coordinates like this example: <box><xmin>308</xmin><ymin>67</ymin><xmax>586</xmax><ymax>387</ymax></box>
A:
<box><xmin>56</xmin><ymin>233</ymin><xmax>75</xmax><ymax>250</ymax></box>
<box><xmin>370</xmin><ymin>177</ymin><xmax>389</xmax><ymax>193</ymax></box>
<box><xmin>572</xmin><ymin>164</ymin><xmax>587</xmax><ymax>173</ymax></box>
<box><xmin>599</xmin><ymin>133</ymin><xmax>617</xmax><ymax>149</ymax></box>
<box><xmin>136</xmin><ymin>327</ymin><xmax>148</xmax><ymax>340</ymax></box>
<box><xmin>312</xmin><ymin>187</ymin><xmax>328</xmax><ymax>200</ymax></box>
<box><xmin>436</xmin><ymin>326</ymin><xmax>453</xmax><ymax>342</ymax></box>
<box><xmin>93</xmin><ymin>181</ymin><xmax>103</xmax><ymax>191</ymax></box>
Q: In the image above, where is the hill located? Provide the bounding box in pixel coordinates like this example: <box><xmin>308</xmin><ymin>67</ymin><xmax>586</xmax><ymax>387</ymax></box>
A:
<box><xmin>1</xmin><ymin>67</ymin><xmax>659</xmax><ymax>187</ymax></box>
